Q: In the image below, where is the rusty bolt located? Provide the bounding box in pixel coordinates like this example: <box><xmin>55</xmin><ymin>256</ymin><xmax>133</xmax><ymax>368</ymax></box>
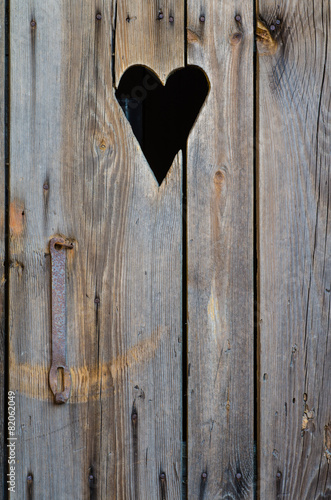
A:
<box><xmin>30</xmin><ymin>20</ymin><xmax>36</xmax><ymax>28</ymax></box>
<box><xmin>159</xmin><ymin>472</ymin><xmax>166</xmax><ymax>480</ymax></box>
<box><xmin>96</xmin><ymin>13</ymin><xmax>102</xmax><ymax>21</ymax></box>
<box><xmin>270</xmin><ymin>24</ymin><xmax>276</xmax><ymax>31</ymax></box>
<box><xmin>199</xmin><ymin>15</ymin><xmax>205</xmax><ymax>23</ymax></box>
<box><xmin>43</xmin><ymin>183</ymin><xmax>49</xmax><ymax>191</ymax></box>
<box><xmin>235</xmin><ymin>15</ymin><xmax>241</xmax><ymax>22</ymax></box>
<box><xmin>169</xmin><ymin>16</ymin><xmax>174</xmax><ymax>23</ymax></box>
<box><xmin>201</xmin><ymin>472</ymin><xmax>207</xmax><ymax>480</ymax></box>
<box><xmin>236</xmin><ymin>473</ymin><xmax>242</xmax><ymax>480</ymax></box>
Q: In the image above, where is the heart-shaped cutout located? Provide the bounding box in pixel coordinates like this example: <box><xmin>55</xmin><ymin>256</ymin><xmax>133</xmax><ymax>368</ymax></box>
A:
<box><xmin>116</xmin><ymin>66</ymin><xmax>209</xmax><ymax>185</ymax></box>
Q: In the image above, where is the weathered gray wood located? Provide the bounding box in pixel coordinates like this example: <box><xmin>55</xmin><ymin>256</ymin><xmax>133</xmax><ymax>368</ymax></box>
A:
<box><xmin>186</xmin><ymin>1</ymin><xmax>255</xmax><ymax>498</ymax></box>
<box><xmin>258</xmin><ymin>2</ymin><xmax>331</xmax><ymax>498</ymax></box>
<box><xmin>0</xmin><ymin>0</ymin><xmax>5</xmax><ymax>493</ymax></box>
<box><xmin>9</xmin><ymin>1</ymin><xmax>182</xmax><ymax>498</ymax></box>
<box><xmin>115</xmin><ymin>0</ymin><xmax>184</xmax><ymax>86</ymax></box>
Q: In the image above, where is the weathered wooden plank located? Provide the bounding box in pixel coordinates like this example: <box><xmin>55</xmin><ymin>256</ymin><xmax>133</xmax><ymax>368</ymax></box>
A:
<box><xmin>258</xmin><ymin>2</ymin><xmax>331</xmax><ymax>498</ymax></box>
<box><xmin>0</xmin><ymin>0</ymin><xmax>5</xmax><ymax>494</ymax></box>
<box><xmin>186</xmin><ymin>1</ymin><xmax>255</xmax><ymax>498</ymax></box>
<box><xmin>115</xmin><ymin>0</ymin><xmax>184</xmax><ymax>86</ymax></box>
<box><xmin>9</xmin><ymin>1</ymin><xmax>182</xmax><ymax>498</ymax></box>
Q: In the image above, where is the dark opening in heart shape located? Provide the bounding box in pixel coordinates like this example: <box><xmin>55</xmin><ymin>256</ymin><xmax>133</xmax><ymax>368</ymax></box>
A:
<box><xmin>116</xmin><ymin>66</ymin><xmax>209</xmax><ymax>185</ymax></box>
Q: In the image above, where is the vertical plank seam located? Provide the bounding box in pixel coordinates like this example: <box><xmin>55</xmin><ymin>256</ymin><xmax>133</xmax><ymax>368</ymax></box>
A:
<box><xmin>111</xmin><ymin>0</ymin><xmax>118</xmax><ymax>87</ymax></box>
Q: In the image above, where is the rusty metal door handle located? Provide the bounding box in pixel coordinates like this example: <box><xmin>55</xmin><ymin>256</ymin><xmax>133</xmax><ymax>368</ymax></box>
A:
<box><xmin>49</xmin><ymin>237</ymin><xmax>73</xmax><ymax>404</ymax></box>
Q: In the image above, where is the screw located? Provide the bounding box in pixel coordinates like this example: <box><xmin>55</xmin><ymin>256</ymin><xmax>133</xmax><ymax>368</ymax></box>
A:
<box><xmin>270</xmin><ymin>24</ymin><xmax>276</xmax><ymax>31</ymax></box>
<box><xmin>159</xmin><ymin>472</ymin><xmax>166</xmax><ymax>480</ymax></box>
<box><xmin>158</xmin><ymin>12</ymin><xmax>164</xmax><ymax>20</ymax></box>
<box><xmin>27</xmin><ymin>475</ymin><xmax>33</xmax><ymax>482</ymax></box>
<box><xmin>276</xmin><ymin>471</ymin><xmax>282</xmax><ymax>478</ymax></box>
<box><xmin>169</xmin><ymin>16</ymin><xmax>174</xmax><ymax>23</ymax></box>
<box><xmin>235</xmin><ymin>15</ymin><xmax>241</xmax><ymax>22</ymax></box>
<box><xmin>96</xmin><ymin>13</ymin><xmax>102</xmax><ymax>21</ymax></box>
<box><xmin>126</xmin><ymin>16</ymin><xmax>130</xmax><ymax>23</ymax></box>
<box><xmin>43</xmin><ymin>183</ymin><xmax>49</xmax><ymax>190</ymax></box>
<box><xmin>30</xmin><ymin>20</ymin><xmax>36</xmax><ymax>28</ymax></box>
<box><xmin>201</xmin><ymin>472</ymin><xmax>207</xmax><ymax>479</ymax></box>
<box><xmin>276</xmin><ymin>19</ymin><xmax>281</xmax><ymax>25</ymax></box>
<box><xmin>132</xmin><ymin>413</ymin><xmax>138</xmax><ymax>422</ymax></box>
<box><xmin>199</xmin><ymin>15</ymin><xmax>205</xmax><ymax>23</ymax></box>
<box><xmin>236</xmin><ymin>473</ymin><xmax>242</xmax><ymax>480</ymax></box>
<box><xmin>94</xmin><ymin>297</ymin><xmax>100</xmax><ymax>304</ymax></box>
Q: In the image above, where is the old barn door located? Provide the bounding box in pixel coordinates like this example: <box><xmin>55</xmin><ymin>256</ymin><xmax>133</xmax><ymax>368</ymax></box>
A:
<box><xmin>8</xmin><ymin>0</ymin><xmax>254</xmax><ymax>499</ymax></box>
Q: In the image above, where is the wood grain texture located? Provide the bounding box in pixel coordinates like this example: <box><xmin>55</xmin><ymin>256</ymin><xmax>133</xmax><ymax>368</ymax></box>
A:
<box><xmin>258</xmin><ymin>1</ymin><xmax>331</xmax><ymax>498</ymax></box>
<box><xmin>9</xmin><ymin>1</ymin><xmax>182</xmax><ymax>498</ymax></box>
<box><xmin>115</xmin><ymin>0</ymin><xmax>184</xmax><ymax>86</ymax></box>
<box><xmin>186</xmin><ymin>1</ymin><xmax>255</xmax><ymax>498</ymax></box>
<box><xmin>0</xmin><ymin>0</ymin><xmax>5</xmax><ymax>494</ymax></box>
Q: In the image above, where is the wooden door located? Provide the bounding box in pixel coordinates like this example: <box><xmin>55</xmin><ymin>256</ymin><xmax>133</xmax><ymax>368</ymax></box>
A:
<box><xmin>2</xmin><ymin>0</ymin><xmax>330</xmax><ymax>499</ymax></box>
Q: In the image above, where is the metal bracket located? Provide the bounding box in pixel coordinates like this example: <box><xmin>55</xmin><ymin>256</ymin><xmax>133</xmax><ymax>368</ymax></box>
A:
<box><xmin>49</xmin><ymin>237</ymin><xmax>73</xmax><ymax>404</ymax></box>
